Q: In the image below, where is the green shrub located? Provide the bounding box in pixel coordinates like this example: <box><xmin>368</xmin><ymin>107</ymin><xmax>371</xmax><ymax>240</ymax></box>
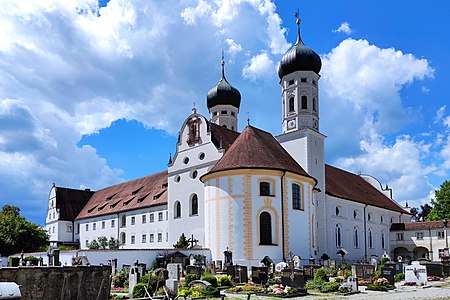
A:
<box><xmin>24</xmin><ymin>256</ymin><xmax>39</xmax><ymax>266</ymax></box>
<box><xmin>200</xmin><ymin>285</ymin><xmax>220</xmax><ymax>296</ymax></box>
<box><xmin>313</xmin><ymin>268</ymin><xmax>328</xmax><ymax>284</ymax></box>
<box><xmin>140</xmin><ymin>274</ymin><xmax>165</xmax><ymax>291</ymax></box>
<box><xmin>201</xmin><ymin>274</ymin><xmax>218</xmax><ymax>287</ymax></box>
<box><xmin>366</xmin><ymin>285</ymin><xmax>388</xmax><ymax>291</ymax></box>
<box><xmin>395</xmin><ymin>272</ymin><xmax>405</xmax><ymax>282</ymax></box>
<box><xmin>319</xmin><ymin>282</ymin><xmax>340</xmax><ymax>293</ymax></box>
<box><xmin>217</xmin><ymin>275</ymin><xmax>233</xmax><ymax>286</ymax></box>
<box><xmin>132</xmin><ymin>283</ymin><xmax>150</xmax><ymax>298</ymax></box>
<box><xmin>305</xmin><ymin>282</ymin><xmax>321</xmax><ymax>290</ymax></box>
<box><xmin>185</xmin><ymin>274</ymin><xmax>199</xmax><ymax>286</ymax></box>
<box><xmin>112</xmin><ymin>269</ymin><xmax>128</xmax><ymax>288</ymax></box>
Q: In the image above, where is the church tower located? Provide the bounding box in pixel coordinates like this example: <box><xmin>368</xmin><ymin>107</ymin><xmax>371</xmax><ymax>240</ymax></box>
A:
<box><xmin>277</xmin><ymin>15</ymin><xmax>327</xmax><ymax>258</ymax></box>
<box><xmin>207</xmin><ymin>56</ymin><xmax>241</xmax><ymax>131</ymax></box>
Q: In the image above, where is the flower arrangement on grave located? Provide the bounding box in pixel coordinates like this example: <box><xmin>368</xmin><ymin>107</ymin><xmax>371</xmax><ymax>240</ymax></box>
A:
<box><xmin>427</xmin><ymin>276</ymin><xmax>441</xmax><ymax>281</ymax></box>
<box><xmin>357</xmin><ymin>279</ymin><xmax>372</xmax><ymax>286</ymax></box>
<box><xmin>266</xmin><ymin>284</ymin><xmax>298</xmax><ymax>295</ymax></box>
<box><xmin>373</xmin><ymin>277</ymin><xmax>390</xmax><ymax>286</ymax></box>
<box><xmin>338</xmin><ymin>285</ymin><xmax>351</xmax><ymax>293</ymax></box>
<box><xmin>365</xmin><ymin>277</ymin><xmax>394</xmax><ymax>291</ymax></box>
<box><xmin>403</xmin><ymin>281</ymin><xmax>417</xmax><ymax>286</ymax></box>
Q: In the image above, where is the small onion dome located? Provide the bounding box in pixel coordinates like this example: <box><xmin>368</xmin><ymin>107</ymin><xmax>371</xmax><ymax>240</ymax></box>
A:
<box><xmin>278</xmin><ymin>19</ymin><xmax>321</xmax><ymax>79</ymax></box>
<box><xmin>207</xmin><ymin>60</ymin><xmax>241</xmax><ymax>110</ymax></box>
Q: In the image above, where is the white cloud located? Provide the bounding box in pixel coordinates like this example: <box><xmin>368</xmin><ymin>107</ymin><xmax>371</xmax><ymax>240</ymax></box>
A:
<box><xmin>225</xmin><ymin>38</ymin><xmax>243</xmax><ymax>58</ymax></box>
<box><xmin>333</xmin><ymin>22</ymin><xmax>353</xmax><ymax>35</ymax></box>
<box><xmin>242</xmin><ymin>52</ymin><xmax>274</xmax><ymax>81</ymax></box>
<box><xmin>181</xmin><ymin>0</ymin><xmax>213</xmax><ymax>25</ymax></box>
<box><xmin>435</xmin><ymin>105</ymin><xmax>446</xmax><ymax>124</ymax></box>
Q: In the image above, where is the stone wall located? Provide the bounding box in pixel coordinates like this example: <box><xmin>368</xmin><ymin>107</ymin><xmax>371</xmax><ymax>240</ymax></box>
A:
<box><xmin>0</xmin><ymin>265</ymin><xmax>111</xmax><ymax>300</ymax></box>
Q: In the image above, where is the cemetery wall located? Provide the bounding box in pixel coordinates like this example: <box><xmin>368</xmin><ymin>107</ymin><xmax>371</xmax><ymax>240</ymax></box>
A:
<box><xmin>0</xmin><ymin>265</ymin><xmax>111</xmax><ymax>300</ymax></box>
<box><xmin>16</xmin><ymin>248</ymin><xmax>212</xmax><ymax>270</ymax></box>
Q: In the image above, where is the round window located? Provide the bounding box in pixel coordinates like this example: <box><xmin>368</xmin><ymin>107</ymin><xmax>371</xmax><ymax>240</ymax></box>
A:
<box><xmin>174</xmin><ymin>175</ymin><xmax>181</xmax><ymax>183</ymax></box>
<box><xmin>199</xmin><ymin>152</ymin><xmax>205</xmax><ymax>160</ymax></box>
<box><xmin>190</xmin><ymin>170</ymin><xmax>198</xmax><ymax>179</ymax></box>
<box><xmin>183</xmin><ymin>157</ymin><xmax>189</xmax><ymax>164</ymax></box>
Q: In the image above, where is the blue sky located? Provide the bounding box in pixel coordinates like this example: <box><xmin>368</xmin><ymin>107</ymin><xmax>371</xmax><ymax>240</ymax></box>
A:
<box><xmin>0</xmin><ymin>0</ymin><xmax>449</xmax><ymax>225</ymax></box>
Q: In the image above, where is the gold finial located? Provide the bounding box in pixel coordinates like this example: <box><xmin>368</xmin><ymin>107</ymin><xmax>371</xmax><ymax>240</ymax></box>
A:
<box><xmin>294</xmin><ymin>9</ymin><xmax>302</xmax><ymax>45</ymax></box>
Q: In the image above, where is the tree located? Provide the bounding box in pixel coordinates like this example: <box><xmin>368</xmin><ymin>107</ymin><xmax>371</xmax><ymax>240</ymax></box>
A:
<box><xmin>410</xmin><ymin>207</ymin><xmax>419</xmax><ymax>221</ymax></box>
<box><xmin>108</xmin><ymin>237</ymin><xmax>119</xmax><ymax>250</ymax></box>
<box><xmin>173</xmin><ymin>233</ymin><xmax>189</xmax><ymax>248</ymax></box>
<box><xmin>418</xmin><ymin>204</ymin><xmax>433</xmax><ymax>221</ymax></box>
<box><xmin>428</xmin><ymin>180</ymin><xmax>450</xmax><ymax>221</ymax></box>
<box><xmin>0</xmin><ymin>205</ymin><xmax>48</xmax><ymax>256</ymax></box>
<box><xmin>88</xmin><ymin>240</ymin><xmax>100</xmax><ymax>250</ymax></box>
<box><xmin>88</xmin><ymin>236</ymin><xmax>118</xmax><ymax>250</ymax></box>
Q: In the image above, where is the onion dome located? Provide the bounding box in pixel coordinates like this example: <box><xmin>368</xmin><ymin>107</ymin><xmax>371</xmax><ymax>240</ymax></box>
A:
<box><xmin>278</xmin><ymin>18</ymin><xmax>321</xmax><ymax>79</ymax></box>
<box><xmin>207</xmin><ymin>59</ymin><xmax>241</xmax><ymax>110</ymax></box>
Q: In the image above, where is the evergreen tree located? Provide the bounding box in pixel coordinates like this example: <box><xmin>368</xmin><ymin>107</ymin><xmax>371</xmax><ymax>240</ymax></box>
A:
<box><xmin>0</xmin><ymin>205</ymin><xmax>48</xmax><ymax>256</ymax></box>
<box><xmin>428</xmin><ymin>180</ymin><xmax>450</xmax><ymax>221</ymax></box>
<box><xmin>173</xmin><ymin>233</ymin><xmax>190</xmax><ymax>248</ymax></box>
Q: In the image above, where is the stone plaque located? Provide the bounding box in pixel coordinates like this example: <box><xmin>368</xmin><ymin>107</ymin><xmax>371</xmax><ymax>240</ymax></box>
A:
<box><xmin>228</xmin><ymin>265</ymin><xmax>247</xmax><ymax>284</ymax></box>
<box><xmin>303</xmin><ymin>265</ymin><xmax>321</xmax><ymax>281</ymax></box>
<box><xmin>381</xmin><ymin>267</ymin><xmax>395</xmax><ymax>286</ymax></box>
<box><xmin>166</xmin><ymin>279</ymin><xmax>179</xmax><ymax>294</ymax></box>
<box><xmin>351</xmin><ymin>264</ymin><xmax>375</xmax><ymax>280</ymax></box>
<box><xmin>251</xmin><ymin>267</ymin><xmax>268</xmax><ymax>285</ymax></box>
<box><xmin>281</xmin><ymin>268</ymin><xmax>305</xmax><ymax>289</ymax></box>
<box><xmin>167</xmin><ymin>263</ymin><xmax>181</xmax><ymax>280</ymax></box>
<box><xmin>186</xmin><ymin>265</ymin><xmax>201</xmax><ymax>276</ymax></box>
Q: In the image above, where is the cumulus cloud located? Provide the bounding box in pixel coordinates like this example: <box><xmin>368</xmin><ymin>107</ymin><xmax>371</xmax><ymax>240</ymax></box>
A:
<box><xmin>333</xmin><ymin>22</ymin><xmax>353</xmax><ymax>35</ymax></box>
<box><xmin>242</xmin><ymin>52</ymin><xmax>274</xmax><ymax>81</ymax></box>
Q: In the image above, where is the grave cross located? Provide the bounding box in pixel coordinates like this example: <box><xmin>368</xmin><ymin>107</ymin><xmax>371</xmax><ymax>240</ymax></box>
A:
<box><xmin>188</xmin><ymin>234</ymin><xmax>199</xmax><ymax>248</ymax></box>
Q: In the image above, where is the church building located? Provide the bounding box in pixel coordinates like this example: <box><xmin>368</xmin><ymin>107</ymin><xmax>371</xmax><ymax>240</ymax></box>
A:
<box><xmin>45</xmin><ymin>17</ymin><xmax>409</xmax><ymax>266</ymax></box>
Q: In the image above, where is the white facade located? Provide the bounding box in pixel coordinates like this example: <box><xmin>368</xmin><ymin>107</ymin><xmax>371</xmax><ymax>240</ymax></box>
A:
<box><xmin>46</xmin><ymin>186</ymin><xmax>75</xmax><ymax>246</ymax></box>
<box><xmin>209</xmin><ymin>104</ymin><xmax>239</xmax><ymax>131</ymax></box>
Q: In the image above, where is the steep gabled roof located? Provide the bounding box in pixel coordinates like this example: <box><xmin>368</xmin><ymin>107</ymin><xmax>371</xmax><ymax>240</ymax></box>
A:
<box><xmin>325</xmin><ymin>164</ymin><xmax>407</xmax><ymax>213</ymax></box>
<box><xmin>55</xmin><ymin>187</ymin><xmax>95</xmax><ymax>221</ymax></box>
<box><xmin>205</xmin><ymin>125</ymin><xmax>313</xmax><ymax>180</ymax></box>
<box><xmin>76</xmin><ymin>171</ymin><xmax>168</xmax><ymax>220</ymax></box>
<box><xmin>209</xmin><ymin>122</ymin><xmax>240</xmax><ymax>151</ymax></box>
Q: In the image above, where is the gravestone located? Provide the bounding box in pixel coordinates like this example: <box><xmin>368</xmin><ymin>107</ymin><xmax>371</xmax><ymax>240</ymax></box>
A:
<box><xmin>293</xmin><ymin>255</ymin><xmax>301</xmax><ymax>269</ymax></box>
<box><xmin>405</xmin><ymin>261</ymin><xmax>427</xmax><ymax>284</ymax></box>
<box><xmin>303</xmin><ymin>265</ymin><xmax>321</xmax><ymax>281</ymax></box>
<box><xmin>129</xmin><ymin>266</ymin><xmax>140</xmax><ymax>298</ymax></box>
<box><xmin>352</xmin><ymin>264</ymin><xmax>375</xmax><ymax>280</ymax></box>
<box><xmin>166</xmin><ymin>279</ymin><xmax>179</xmax><ymax>294</ymax></box>
<box><xmin>227</xmin><ymin>265</ymin><xmax>248</xmax><ymax>283</ymax></box>
<box><xmin>261</xmin><ymin>256</ymin><xmax>274</xmax><ymax>274</ymax></box>
<box><xmin>186</xmin><ymin>265</ymin><xmax>201</xmax><ymax>276</ymax></box>
<box><xmin>347</xmin><ymin>276</ymin><xmax>358</xmax><ymax>292</ymax></box>
<box><xmin>281</xmin><ymin>268</ymin><xmax>305</xmax><ymax>289</ymax></box>
<box><xmin>167</xmin><ymin>263</ymin><xmax>181</xmax><ymax>280</ymax></box>
<box><xmin>216</xmin><ymin>260</ymin><xmax>223</xmax><ymax>271</ymax></box>
<box><xmin>155</xmin><ymin>268</ymin><xmax>169</xmax><ymax>280</ymax></box>
<box><xmin>330</xmin><ymin>260</ymin><xmax>336</xmax><ymax>268</ymax></box>
<box><xmin>136</xmin><ymin>263</ymin><xmax>146</xmax><ymax>276</ymax></box>
<box><xmin>381</xmin><ymin>266</ymin><xmax>395</xmax><ymax>286</ymax></box>
<box><xmin>424</xmin><ymin>262</ymin><xmax>443</xmax><ymax>277</ymax></box>
<box><xmin>251</xmin><ymin>266</ymin><xmax>268</xmax><ymax>285</ymax></box>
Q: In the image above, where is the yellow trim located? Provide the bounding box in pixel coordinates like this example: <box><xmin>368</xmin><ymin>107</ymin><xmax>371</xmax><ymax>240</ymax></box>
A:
<box><xmin>215</xmin><ymin>178</ymin><xmax>221</xmax><ymax>259</ymax></box>
<box><xmin>257</xmin><ymin>177</ymin><xmax>277</xmax><ymax>196</ymax></box>
<box><xmin>207</xmin><ymin>184</ymin><xmax>211</xmax><ymax>248</ymax></box>
<box><xmin>228</xmin><ymin>176</ymin><xmax>233</xmax><ymax>251</ymax></box>
<box><xmin>202</xmin><ymin>169</ymin><xmax>284</xmax><ymax>182</ymax></box>
<box><xmin>256</xmin><ymin>200</ymin><xmax>280</xmax><ymax>245</ymax></box>
<box><xmin>243</xmin><ymin>175</ymin><xmax>253</xmax><ymax>259</ymax></box>
<box><xmin>291</xmin><ymin>181</ymin><xmax>305</xmax><ymax>210</ymax></box>
<box><xmin>308</xmin><ymin>185</ymin><xmax>312</xmax><ymax>257</ymax></box>
<box><xmin>282</xmin><ymin>175</ymin><xmax>289</xmax><ymax>259</ymax></box>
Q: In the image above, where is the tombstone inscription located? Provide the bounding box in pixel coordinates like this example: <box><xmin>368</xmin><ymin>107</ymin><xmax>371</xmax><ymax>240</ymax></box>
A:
<box><xmin>381</xmin><ymin>267</ymin><xmax>395</xmax><ymax>286</ymax></box>
<box><xmin>251</xmin><ymin>266</ymin><xmax>268</xmax><ymax>285</ymax></box>
<box><xmin>281</xmin><ymin>268</ymin><xmax>305</xmax><ymax>289</ymax></box>
<box><xmin>405</xmin><ymin>261</ymin><xmax>427</xmax><ymax>284</ymax></box>
<box><xmin>167</xmin><ymin>263</ymin><xmax>181</xmax><ymax>280</ymax></box>
<box><xmin>303</xmin><ymin>265</ymin><xmax>321</xmax><ymax>281</ymax></box>
<box><xmin>352</xmin><ymin>264</ymin><xmax>375</xmax><ymax>280</ymax></box>
<box><xmin>424</xmin><ymin>262</ymin><xmax>443</xmax><ymax>277</ymax></box>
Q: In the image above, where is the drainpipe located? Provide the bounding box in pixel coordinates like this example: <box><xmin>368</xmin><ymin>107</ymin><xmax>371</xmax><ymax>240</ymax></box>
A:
<box><xmin>117</xmin><ymin>213</ymin><xmax>120</xmax><ymax>248</ymax></box>
<box><xmin>364</xmin><ymin>204</ymin><xmax>368</xmax><ymax>263</ymax></box>
<box><xmin>428</xmin><ymin>228</ymin><xmax>433</xmax><ymax>261</ymax></box>
<box><xmin>281</xmin><ymin>172</ymin><xmax>286</xmax><ymax>262</ymax></box>
<box><xmin>399</xmin><ymin>213</ymin><xmax>403</xmax><ymax>223</ymax></box>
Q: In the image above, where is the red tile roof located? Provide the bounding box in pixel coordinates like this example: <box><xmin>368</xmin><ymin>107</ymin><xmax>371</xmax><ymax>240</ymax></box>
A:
<box><xmin>209</xmin><ymin>122</ymin><xmax>240</xmax><ymax>151</ymax></box>
<box><xmin>391</xmin><ymin>221</ymin><xmax>446</xmax><ymax>231</ymax></box>
<box><xmin>76</xmin><ymin>171</ymin><xmax>168</xmax><ymax>220</ymax></box>
<box><xmin>325</xmin><ymin>164</ymin><xmax>407</xmax><ymax>213</ymax></box>
<box><xmin>55</xmin><ymin>187</ymin><xmax>95</xmax><ymax>221</ymax></box>
<box><xmin>205</xmin><ymin>126</ymin><xmax>314</xmax><ymax>180</ymax></box>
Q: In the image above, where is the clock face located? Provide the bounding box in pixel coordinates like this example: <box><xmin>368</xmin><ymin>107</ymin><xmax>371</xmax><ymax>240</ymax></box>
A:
<box><xmin>287</xmin><ymin>119</ymin><xmax>296</xmax><ymax>130</ymax></box>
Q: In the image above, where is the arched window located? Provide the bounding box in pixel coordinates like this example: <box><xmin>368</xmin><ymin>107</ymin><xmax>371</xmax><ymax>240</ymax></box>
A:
<box><xmin>190</xmin><ymin>194</ymin><xmax>198</xmax><ymax>216</ymax></box>
<box><xmin>381</xmin><ymin>232</ymin><xmax>385</xmax><ymax>249</ymax></box>
<box><xmin>301</xmin><ymin>96</ymin><xmax>307</xmax><ymax>109</ymax></box>
<box><xmin>353</xmin><ymin>227</ymin><xmax>359</xmax><ymax>248</ymax></box>
<box><xmin>260</xmin><ymin>181</ymin><xmax>271</xmax><ymax>196</ymax></box>
<box><xmin>174</xmin><ymin>201</ymin><xmax>181</xmax><ymax>218</ymax></box>
<box><xmin>292</xmin><ymin>183</ymin><xmax>302</xmax><ymax>210</ymax></box>
<box><xmin>121</xmin><ymin>215</ymin><xmax>126</xmax><ymax>227</ymax></box>
<box><xmin>313</xmin><ymin>98</ymin><xmax>317</xmax><ymax>112</ymax></box>
<box><xmin>335</xmin><ymin>224</ymin><xmax>342</xmax><ymax>247</ymax></box>
<box><xmin>368</xmin><ymin>213</ymin><xmax>372</xmax><ymax>222</ymax></box>
<box><xmin>120</xmin><ymin>232</ymin><xmax>126</xmax><ymax>245</ymax></box>
<box><xmin>289</xmin><ymin>97</ymin><xmax>295</xmax><ymax>112</ymax></box>
<box><xmin>259</xmin><ymin>212</ymin><xmax>272</xmax><ymax>245</ymax></box>
<box><xmin>335</xmin><ymin>206</ymin><xmax>340</xmax><ymax>216</ymax></box>
<box><xmin>189</xmin><ymin>124</ymin><xmax>197</xmax><ymax>140</ymax></box>
<box><xmin>368</xmin><ymin>229</ymin><xmax>373</xmax><ymax>248</ymax></box>
<box><xmin>353</xmin><ymin>209</ymin><xmax>358</xmax><ymax>219</ymax></box>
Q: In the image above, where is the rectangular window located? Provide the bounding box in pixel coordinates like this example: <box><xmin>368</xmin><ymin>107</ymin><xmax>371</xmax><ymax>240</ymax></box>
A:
<box><xmin>131</xmin><ymin>235</ymin><xmax>135</xmax><ymax>244</ymax></box>
<box><xmin>157</xmin><ymin>233</ymin><xmax>163</xmax><ymax>242</ymax></box>
<box><xmin>66</xmin><ymin>225</ymin><xmax>72</xmax><ymax>232</ymax></box>
<box><xmin>300</xmin><ymin>78</ymin><xmax>307</xmax><ymax>83</ymax></box>
<box><xmin>292</xmin><ymin>183</ymin><xmax>302</xmax><ymax>210</ymax></box>
<box><xmin>438</xmin><ymin>231</ymin><xmax>445</xmax><ymax>239</ymax></box>
<box><xmin>150</xmin><ymin>214</ymin><xmax>155</xmax><ymax>223</ymax></box>
<box><xmin>158</xmin><ymin>212</ymin><xmax>163</xmax><ymax>221</ymax></box>
<box><xmin>85</xmin><ymin>240</ymin><xmax>89</xmax><ymax>247</ymax></box>
<box><xmin>142</xmin><ymin>234</ymin><xmax>147</xmax><ymax>243</ymax></box>
<box><xmin>93</xmin><ymin>223</ymin><xmax>96</xmax><ymax>230</ymax></box>
<box><xmin>166</xmin><ymin>232</ymin><xmax>169</xmax><ymax>242</ymax></box>
<box><xmin>396</xmin><ymin>233</ymin><xmax>404</xmax><ymax>241</ymax></box>
<box><xmin>416</xmin><ymin>232</ymin><xmax>424</xmax><ymax>240</ymax></box>
<box><xmin>166</xmin><ymin>211</ymin><xmax>168</xmax><ymax>220</ymax></box>
<box><xmin>131</xmin><ymin>216</ymin><xmax>135</xmax><ymax>225</ymax></box>
<box><xmin>142</xmin><ymin>215</ymin><xmax>147</xmax><ymax>224</ymax></box>
<box><xmin>77</xmin><ymin>224</ymin><xmax>80</xmax><ymax>234</ymax></box>
<box><xmin>86</xmin><ymin>224</ymin><xmax>89</xmax><ymax>231</ymax></box>
<box><xmin>101</xmin><ymin>221</ymin><xmax>105</xmax><ymax>229</ymax></box>
<box><xmin>289</xmin><ymin>79</ymin><xmax>296</xmax><ymax>85</ymax></box>
<box><xmin>111</xmin><ymin>220</ymin><xmax>115</xmax><ymax>228</ymax></box>
<box><xmin>150</xmin><ymin>234</ymin><xmax>154</xmax><ymax>243</ymax></box>
<box><xmin>52</xmin><ymin>226</ymin><xmax>55</xmax><ymax>233</ymax></box>
<box><xmin>221</xmin><ymin>110</ymin><xmax>227</xmax><ymax>115</ymax></box>
<box><xmin>259</xmin><ymin>181</ymin><xmax>271</xmax><ymax>196</ymax></box>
